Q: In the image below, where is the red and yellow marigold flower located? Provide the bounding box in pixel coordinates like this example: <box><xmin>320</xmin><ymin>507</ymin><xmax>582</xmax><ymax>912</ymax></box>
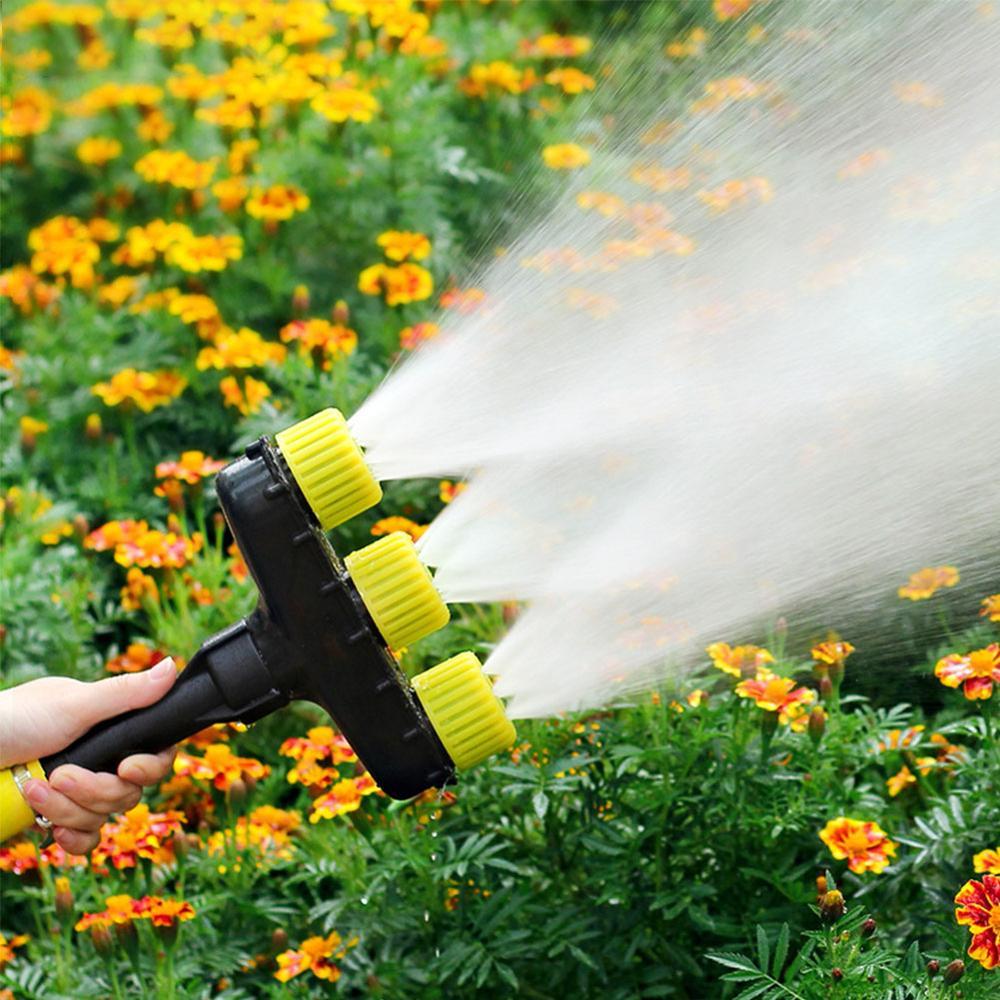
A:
<box><xmin>92</xmin><ymin>804</ymin><xmax>185</xmax><ymax>870</ymax></box>
<box><xmin>935</xmin><ymin>645</ymin><xmax>1000</xmax><ymax>700</ymax></box>
<box><xmin>954</xmin><ymin>875</ymin><xmax>1000</xmax><ymax>970</ymax></box>
<box><xmin>439</xmin><ymin>480</ymin><xmax>466</xmax><ymax>504</ymax></box>
<box><xmin>358</xmin><ymin>262</ymin><xmax>433</xmax><ymax>306</ymax></box>
<box><xmin>980</xmin><ymin>594</ymin><xmax>1000</xmax><ymax>623</ymax></box>
<box><xmin>811</xmin><ymin>641</ymin><xmax>855</xmax><ymax>668</ymax></box>
<box><xmin>974</xmin><ymin>849</ymin><xmax>1000</xmax><ymax>875</ymax></box>
<box><xmin>736</xmin><ymin>669</ymin><xmax>816</xmax><ymax>725</ymax></box>
<box><xmin>156</xmin><ymin>451</ymin><xmax>226</xmax><ymax>487</ymax></box>
<box><xmin>77</xmin><ymin>136</ymin><xmax>122</xmax><ymax>166</ymax></box>
<box><xmin>819</xmin><ymin>817</ymin><xmax>898</xmax><ymax>875</ymax></box>
<box><xmin>0</xmin><ymin>840</ymin><xmax>87</xmax><ymax>875</ymax></box>
<box><xmin>280</xmin><ymin>319</ymin><xmax>358</xmax><ymax>366</ymax></box>
<box><xmin>274</xmin><ymin>931</ymin><xmax>357</xmax><ymax>983</ymax></box>
<box><xmin>220</xmin><ymin>374</ymin><xmax>271</xmax><ymax>416</ymax></box>
<box><xmin>208</xmin><ymin>805</ymin><xmax>301</xmax><ymax>863</ymax></box>
<box><xmin>542</xmin><ymin>143</ymin><xmax>591</xmax><ymax>170</ymax></box>
<box><xmin>371</xmin><ymin>516</ymin><xmax>427</xmax><ymax>541</ymax></box>
<box><xmin>246</xmin><ymin>184</ymin><xmax>310</xmax><ymax>224</ymax></box>
<box><xmin>400</xmin><ymin>321</ymin><xmax>440</xmax><ymax>350</ymax></box>
<box><xmin>105</xmin><ymin>642</ymin><xmax>170</xmax><ymax>674</ymax></box>
<box><xmin>173</xmin><ymin>743</ymin><xmax>270</xmax><ymax>792</ymax></box>
<box><xmin>92</xmin><ymin>369</ymin><xmax>187</xmax><ymax>411</ymax></box>
<box><xmin>707</xmin><ymin>641</ymin><xmax>774</xmax><ymax>677</ymax></box>
<box><xmin>898</xmin><ymin>565</ymin><xmax>960</xmax><ymax>600</ymax></box>
<box><xmin>197</xmin><ymin>328</ymin><xmax>286</xmax><ymax>370</ymax></box>
<box><xmin>377</xmin><ymin>230</ymin><xmax>431</xmax><ymax>262</ymax></box>
<box><xmin>114</xmin><ymin>526</ymin><xmax>203</xmax><ymax>570</ymax></box>
<box><xmin>310</xmin><ymin>774</ymin><xmax>378</xmax><ymax>823</ymax></box>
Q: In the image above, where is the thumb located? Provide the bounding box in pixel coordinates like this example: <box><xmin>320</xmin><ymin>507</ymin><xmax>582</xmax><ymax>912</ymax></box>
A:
<box><xmin>73</xmin><ymin>659</ymin><xmax>178</xmax><ymax>729</ymax></box>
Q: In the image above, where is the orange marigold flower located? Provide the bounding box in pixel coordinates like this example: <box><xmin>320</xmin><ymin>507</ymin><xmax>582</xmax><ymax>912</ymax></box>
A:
<box><xmin>92</xmin><ymin>804</ymin><xmax>185</xmax><ymax>870</ymax></box>
<box><xmin>629</xmin><ymin>164</ymin><xmax>692</xmax><ymax>193</ymax></box>
<box><xmin>274</xmin><ymin>931</ymin><xmax>357</xmax><ymax>982</ymax></box>
<box><xmin>439</xmin><ymin>480</ymin><xmax>466</xmax><ymax>504</ymax></box>
<box><xmin>197</xmin><ymin>328</ymin><xmax>286</xmax><ymax>370</ymax></box>
<box><xmin>246</xmin><ymin>184</ymin><xmax>310</xmax><ymax>223</ymax></box>
<box><xmin>97</xmin><ymin>275</ymin><xmax>140</xmax><ymax>308</ymax></box>
<box><xmin>173</xmin><ymin>743</ymin><xmax>270</xmax><ymax>791</ymax></box>
<box><xmin>521</xmin><ymin>33</ymin><xmax>592</xmax><ymax>59</ymax></box>
<box><xmin>227</xmin><ymin>541</ymin><xmax>249</xmax><ymax>581</ymax></box>
<box><xmin>0</xmin><ymin>933</ymin><xmax>29</xmax><ymax>969</ymax></box>
<box><xmin>92</xmin><ymin>369</ymin><xmax>187</xmax><ymax>411</ymax></box>
<box><xmin>77</xmin><ymin>136</ymin><xmax>122</xmax><ymax>166</ymax></box>
<box><xmin>280</xmin><ymin>726</ymin><xmax>358</xmax><ymax>766</ymax></box>
<box><xmin>311</xmin><ymin>85</ymin><xmax>380</xmax><ymax>123</ymax></box>
<box><xmin>399</xmin><ymin>321</ymin><xmax>439</xmax><ymax>350</ymax></box>
<box><xmin>837</xmin><ymin>148</ymin><xmax>890</xmax><ymax>180</ymax></box>
<box><xmin>542</xmin><ymin>143</ymin><xmax>591</xmax><ymax>170</ymax></box>
<box><xmin>545</xmin><ymin>67</ymin><xmax>596</xmax><ymax>95</ymax></box>
<box><xmin>280</xmin><ymin>318</ymin><xmax>357</xmax><ymax>366</ymax></box>
<box><xmin>142</xmin><ymin>896</ymin><xmax>196</xmax><ymax>928</ymax></box>
<box><xmin>105</xmin><ymin>642</ymin><xmax>169</xmax><ymax>674</ymax></box>
<box><xmin>954</xmin><ymin>875</ymin><xmax>1000</xmax><ymax>969</ymax></box>
<box><xmin>377</xmin><ymin>229</ymin><xmax>431</xmax><ymax>262</ymax></box>
<box><xmin>120</xmin><ymin>567</ymin><xmax>159</xmax><ymax>610</ymax></box>
<box><xmin>980</xmin><ymin>594</ymin><xmax>1000</xmax><ymax>622</ymax></box>
<box><xmin>735</xmin><ymin>669</ymin><xmax>816</xmax><ymax>724</ymax></box>
<box><xmin>935</xmin><ymin>644</ymin><xmax>1000</xmax><ymax>700</ymax></box>
<box><xmin>85</xmin><ymin>518</ymin><xmax>148</xmax><ymax>552</ymax></box>
<box><xmin>220</xmin><ymin>374</ymin><xmax>271</xmax><ymax>416</ymax></box>
<box><xmin>894</xmin><ymin>81</ymin><xmax>944</xmax><ymax>109</ymax></box>
<box><xmin>973</xmin><ymin>849</ymin><xmax>1000</xmax><ymax>875</ymax></box>
<box><xmin>212</xmin><ymin>176</ymin><xmax>249</xmax><ymax>213</ymax></box>
<box><xmin>134</xmin><ymin>150</ymin><xmax>216</xmax><ymax>190</ymax></box>
<box><xmin>310</xmin><ymin>775</ymin><xmax>378</xmax><ymax>823</ymax></box>
<box><xmin>358</xmin><ymin>262</ymin><xmax>433</xmax><ymax>306</ymax></box>
<box><xmin>371</xmin><ymin>516</ymin><xmax>427</xmax><ymax>541</ymax></box>
<box><xmin>706</xmin><ymin>641</ymin><xmax>774</xmax><ymax>677</ymax></box>
<box><xmin>811</xmin><ymin>641</ymin><xmax>855</xmax><ymax>668</ymax></box>
<box><xmin>114</xmin><ymin>527</ymin><xmax>203</xmax><ymax>570</ymax></box>
<box><xmin>207</xmin><ymin>806</ymin><xmax>301</xmax><ymax>862</ymax></box>
<box><xmin>166</xmin><ymin>233</ymin><xmax>243</xmax><ymax>273</ymax></box>
<box><xmin>0</xmin><ymin>840</ymin><xmax>86</xmax><ymax>875</ymax></box>
<box><xmin>459</xmin><ymin>61</ymin><xmax>535</xmax><ymax>98</ymax></box>
<box><xmin>439</xmin><ymin>286</ymin><xmax>486</xmax><ymax>313</ymax></box>
<box><xmin>874</xmin><ymin>725</ymin><xmax>925</xmax><ymax>753</ymax></box>
<box><xmin>27</xmin><ymin>215</ymin><xmax>101</xmax><ymax>289</ymax></box>
<box><xmin>714</xmin><ymin>0</ymin><xmax>755</xmax><ymax>21</ymax></box>
<box><xmin>168</xmin><ymin>294</ymin><xmax>220</xmax><ymax>326</ymax></box>
<box><xmin>886</xmin><ymin>759</ymin><xmax>935</xmax><ymax>797</ymax></box>
<box><xmin>156</xmin><ymin>451</ymin><xmax>226</xmax><ymax>486</ymax></box>
<box><xmin>819</xmin><ymin>817</ymin><xmax>897</xmax><ymax>875</ymax></box>
<box><xmin>898</xmin><ymin>565</ymin><xmax>960</xmax><ymax>600</ymax></box>
<box><xmin>1</xmin><ymin>86</ymin><xmax>54</xmax><ymax>138</ymax></box>
<box><xmin>0</xmin><ymin>265</ymin><xmax>60</xmax><ymax>315</ymax></box>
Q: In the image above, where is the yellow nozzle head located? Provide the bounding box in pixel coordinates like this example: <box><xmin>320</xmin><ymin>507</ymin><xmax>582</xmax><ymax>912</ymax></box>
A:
<box><xmin>0</xmin><ymin>760</ymin><xmax>45</xmax><ymax>843</ymax></box>
<box><xmin>275</xmin><ymin>408</ymin><xmax>382</xmax><ymax>531</ymax></box>
<box><xmin>411</xmin><ymin>652</ymin><xmax>515</xmax><ymax>770</ymax></box>
<box><xmin>345</xmin><ymin>532</ymin><xmax>450</xmax><ymax>650</ymax></box>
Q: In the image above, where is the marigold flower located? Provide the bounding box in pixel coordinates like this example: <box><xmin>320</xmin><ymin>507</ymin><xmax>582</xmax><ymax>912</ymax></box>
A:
<box><xmin>310</xmin><ymin>775</ymin><xmax>378</xmax><ymax>823</ymax></box>
<box><xmin>544</xmin><ymin>68</ymin><xmax>596</xmax><ymax>95</ymax></box>
<box><xmin>521</xmin><ymin>33</ymin><xmax>592</xmax><ymax>59</ymax></box>
<box><xmin>935</xmin><ymin>644</ymin><xmax>1000</xmax><ymax>700</ymax></box>
<box><xmin>690</xmin><ymin>75</ymin><xmax>766</xmax><ymax>113</ymax></box>
<box><xmin>377</xmin><ymin>229</ymin><xmax>431</xmax><ymax>262</ymax></box>
<box><xmin>358</xmin><ymin>262</ymin><xmax>433</xmax><ymax>306</ymax></box>
<box><xmin>0</xmin><ymin>265</ymin><xmax>60</xmax><ymax>315</ymax></box>
<box><xmin>973</xmin><ymin>848</ymin><xmax>1000</xmax><ymax>875</ymax></box>
<box><xmin>837</xmin><ymin>148</ymin><xmax>890</xmax><ymax>180</ymax></box>
<box><xmin>97</xmin><ymin>276</ymin><xmax>140</xmax><ymax>308</ymax></box>
<box><xmin>281</xmin><ymin>726</ymin><xmax>357</xmax><ymax>766</ymax></box>
<box><xmin>894</xmin><ymin>81</ymin><xmax>944</xmax><ymax>108</ymax></box>
<box><xmin>1</xmin><ymin>86</ymin><xmax>54</xmax><ymax>138</ymax></box>
<box><xmin>955</xmin><ymin>875</ymin><xmax>1000</xmax><ymax>969</ymax></box>
<box><xmin>706</xmin><ymin>641</ymin><xmax>774</xmax><ymax>677</ymax></box>
<box><xmin>280</xmin><ymin>318</ymin><xmax>358</xmax><ymax>366</ymax></box>
<box><xmin>543</xmin><ymin>143</ymin><xmax>591</xmax><ymax>170</ymax></box>
<box><xmin>810</xmin><ymin>641</ymin><xmax>855</xmax><ymax>668</ymax></box>
<box><xmin>246</xmin><ymin>184</ymin><xmax>310</xmax><ymax>223</ymax></box>
<box><xmin>439</xmin><ymin>286</ymin><xmax>486</xmax><ymax>313</ymax></box>
<box><xmin>819</xmin><ymin>817</ymin><xmax>898</xmax><ymax>875</ymax></box>
<box><xmin>208</xmin><ymin>806</ymin><xmax>301</xmax><ymax>862</ymax></box>
<box><xmin>92</xmin><ymin>369</ymin><xmax>187</xmax><ymax>412</ymax></box>
<box><xmin>198</xmin><ymin>328</ymin><xmax>286</xmax><ymax>370</ymax></box>
<box><xmin>120</xmin><ymin>567</ymin><xmax>159</xmax><ymax>610</ymax></box>
<box><xmin>27</xmin><ymin>215</ymin><xmax>101</xmax><ymax>289</ymax></box>
<box><xmin>697</xmin><ymin>176</ymin><xmax>773</xmax><ymax>212</ymax></box>
<box><xmin>92</xmin><ymin>804</ymin><xmax>185</xmax><ymax>870</ymax></box>
<box><xmin>311</xmin><ymin>86</ymin><xmax>380</xmax><ymax>123</ymax></box>
<box><xmin>886</xmin><ymin>759</ymin><xmax>935</xmax><ymax>797</ymax></box>
<box><xmin>220</xmin><ymin>374</ymin><xmax>271</xmax><ymax>416</ymax></box>
<box><xmin>115</xmin><ymin>527</ymin><xmax>203</xmax><ymax>570</ymax></box>
<box><xmin>135</xmin><ymin>150</ymin><xmax>216</xmax><ymax>190</ymax></box>
<box><xmin>898</xmin><ymin>565</ymin><xmax>960</xmax><ymax>600</ymax></box>
<box><xmin>714</xmin><ymin>0</ymin><xmax>755</xmax><ymax>20</ymax></box>
<box><xmin>274</xmin><ymin>931</ymin><xmax>357</xmax><ymax>982</ymax></box>
<box><xmin>665</xmin><ymin>27</ymin><xmax>709</xmax><ymax>59</ymax></box>
<box><xmin>0</xmin><ymin>933</ymin><xmax>29</xmax><ymax>970</ymax></box>
<box><xmin>173</xmin><ymin>743</ymin><xmax>270</xmax><ymax>792</ymax></box>
<box><xmin>399</xmin><ymin>321</ymin><xmax>439</xmax><ymax>350</ymax></box>
<box><xmin>166</xmin><ymin>233</ymin><xmax>243</xmax><ymax>273</ymax></box>
<box><xmin>459</xmin><ymin>61</ymin><xmax>535</xmax><ymax>98</ymax></box>
<box><xmin>142</xmin><ymin>896</ymin><xmax>196</xmax><ymax>928</ymax></box>
<box><xmin>106</xmin><ymin>642</ymin><xmax>169</xmax><ymax>674</ymax></box>
<box><xmin>77</xmin><ymin>136</ymin><xmax>122</xmax><ymax>166</ymax></box>
<box><xmin>980</xmin><ymin>594</ymin><xmax>1000</xmax><ymax>622</ymax></box>
<box><xmin>439</xmin><ymin>480</ymin><xmax>466</xmax><ymax>503</ymax></box>
<box><xmin>156</xmin><ymin>451</ymin><xmax>226</xmax><ymax>486</ymax></box>
<box><xmin>873</xmin><ymin>724</ymin><xmax>925</xmax><ymax>753</ymax></box>
<box><xmin>371</xmin><ymin>516</ymin><xmax>427</xmax><ymax>541</ymax></box>
<box><xmin>736</xmin><ymin>669</ymin><xmax>816</xmax><ymax>725</ymax></box>
<box><xmin>629</xmin><ymin>164</ymin><xmax>692</xmax><ymax>192</ymax></box>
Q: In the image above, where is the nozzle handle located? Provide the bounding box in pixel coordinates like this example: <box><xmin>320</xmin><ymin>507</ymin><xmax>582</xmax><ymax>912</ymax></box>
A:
<box><xmin>41</xmin><ymin>624</ymin><xmax>284</xmax><ymax>776</ymax></box>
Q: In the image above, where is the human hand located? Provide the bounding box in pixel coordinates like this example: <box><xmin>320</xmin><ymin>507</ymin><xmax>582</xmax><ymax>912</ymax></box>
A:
<box><xmin>0</xmin><ymin>659</ymin><xmax>179</xmax><ymax>854</ymax></box>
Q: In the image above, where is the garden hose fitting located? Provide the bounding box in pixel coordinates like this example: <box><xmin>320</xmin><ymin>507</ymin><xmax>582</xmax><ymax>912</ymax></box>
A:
<box><xmin>0</xmin><ymin>408</ymin><xmax>513</xmax><ymax>844</ymax></box>
<box><xmin>412</xmin><ymin>652</ymin><xmax>516</xmax><ymax>769</ymax></box>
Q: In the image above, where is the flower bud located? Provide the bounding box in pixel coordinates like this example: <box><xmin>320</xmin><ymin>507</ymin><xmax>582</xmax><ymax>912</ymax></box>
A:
<box><xmin>808</xmin><ymin>706</ymin><xmax>826</xmax><ymax>746</ymax></box>
<box><xmin>155</xmin><ymin>917</ymin><xmax>181</xmax><ymax>948</ymax></box>
<box><xmin>270</xmin><ymin>928</ymin><xmax>289</xmax><ymax>953</ymax></box>
<box><xmin>774</xmin><ymin>616</ymin><xmax>787</xmax><ymax>637</ymax></box>
<box><xmin>815</xmin><ymin>874</ymin><xmax>828</xmax><ymax>898</ymax></box>
<box><xmin>861</xmin><ymin>918</ymin><xmax>876</xmax><ymax>938</ymax></box>
<box><xmin>227</xmin><ymin>778</ymin><xmax>247</xmax><ymax>809</ymax></box>
<box><xmin>90</xmin><ymin>923</ymin><xmax>115</xmax><ymax>958</ymax></box>
<box><xmin>502</xmin><ymin>601</ymin><xmax>520</xmax><ymax>626</ymax></box>
<box><xmin>212</xmin><ymin>511</ymin><xmax>226</xmax><ymax>535</ymax></box>
<box><xmin>240</xmin><ymin>770</ymin><xmax>257</xmax><ymax>797</ymax></box>
<box><xmin>292</xmin><ymin>284</ymin><xmax>310</xmax><ymax>315</ymax></box>
<box><xmin>332</xmin><ymin>298</ymin><xmax>350</xmax><ymax>325</ymax></box>
<box><xmin>54</xmin><ymin>876</ymin><xmax>74</xmax><ymax>919</ymax></box>
<box><xmin>927</xmin><ymin>959</ymin><xmax>940</xmax><ymax>977</ymax></box>
<box><xmin>942</xmin><ymin>959</ymin><xmax>964</xmax><ymax>985</ymax></box>
<box><xmin>819</xmin><ymin>675</ymin><xmax>834</xmax><ymax>701</ymax></box>
<box><xmin>72</xmin><ymin>514</ymin><xmax>91</xmax><ymax>540</ymax></box>
<box><xmin>831</xmin><ymin>968</ymin><xmax>843</xmax><ymax>982</ymax></box>
<box><xmin>85</xmin><ymin>412</ymin><xmax>103</xmax><ymax>440</ymax></box>
<box><xmin>760</xmin><ymin>709</ymin><xmax>779</xmax><ymax>740</ymax></box>
<box><xmin>819</xmin><ymin>889</ymin><xmax>847</xmax><ymax>923</ymax></box>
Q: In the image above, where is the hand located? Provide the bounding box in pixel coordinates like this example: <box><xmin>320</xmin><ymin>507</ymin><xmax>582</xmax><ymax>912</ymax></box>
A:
<box><xmin>0</xmin><ymin>659</ymin><xmax>179</xmax><ymax>854</ymax></box>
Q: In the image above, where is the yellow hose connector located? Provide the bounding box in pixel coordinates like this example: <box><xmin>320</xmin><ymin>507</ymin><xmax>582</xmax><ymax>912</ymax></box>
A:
<box><xmin>276</xmin><ymin>408</ymin><xmax>382</xmax><ymax>531</ymax></box>
<box><xmin>412</xmin><ymin>652</ymin><xmax>515</xmax><ymax>770</ymax></box>
<box><xmin>0</xmin><ymin>760</ymin><xmax>45</xmax><ymax>843</ymax></box>
<box><xmin>345</xmin><ymin>532</ymin><xmax>450</xmax><ymax>650</ymax></box>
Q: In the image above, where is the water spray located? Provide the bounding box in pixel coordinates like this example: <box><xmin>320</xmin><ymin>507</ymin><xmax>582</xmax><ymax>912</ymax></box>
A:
<box><xmin>0</xmin><ymin>409</ymin><xmax>515</xmax><ymax>843</ymax></box>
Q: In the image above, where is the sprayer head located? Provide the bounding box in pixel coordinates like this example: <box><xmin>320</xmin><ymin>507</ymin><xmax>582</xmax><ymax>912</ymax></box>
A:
<box><xmin>412</xmin><ymin>652</ymin><xmax>516</xmax><ymax>769</ymax></box>
<box><xmin>345</xmin><ymin>532</ymin><xmax>450</xmax><ymax>650</ymax></box>
<box><xmin>275</xmin><ymin>407</ymin><xmax>382</xmax><ymax>530</ymax></box>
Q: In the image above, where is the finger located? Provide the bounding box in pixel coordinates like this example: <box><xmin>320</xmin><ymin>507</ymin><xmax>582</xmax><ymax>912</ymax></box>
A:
<box><xmin>22</xmin><ymin>779</ymin><xmax>106</xmax><ymax>833</ymax></box>
<box><xmin>48</xmin><ymin>765</ymin><xmax>142</xmax><ymax>815</ymax></box>
<box><xmin>52</xmin><ymin>826</ymin><xmax>100</xmax><ymax>855</ymax></box>
<box><xmin>67</xmin><ymin>659</ymin><xmax>178</xmax><ymax>731</ymax></box>
<box><xmin>118</xmin><ymin>747</ymin><xmax>176</xmax><ymax>787</ymax></box>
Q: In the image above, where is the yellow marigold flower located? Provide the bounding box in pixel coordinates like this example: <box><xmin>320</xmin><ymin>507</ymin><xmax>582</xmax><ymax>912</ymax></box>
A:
<box><xmin>97</xmin><ymin>276</ymin><xmax>139</xmax><ymax>307</ymax></box>
<box><xmin>665</xmin><ymin>27</ymin><xmax>709</xmax><ymax>59</ymax></box>
<box><xmin>973</xmin><ymin>848</ymin><xmax>1000</xmax><ymax>875</ymax></box>
<box><xmin>1</xmin><ymin>86</ymin><xmax>54</xmax><ymax>138</ymax></box>
<box><xmin>935</xmin><ymin>644</ymin><xmax>1000</xmax><ymax>700</ymax></box>
<box><xmin>27</xmin><ymin>215</ymin><xmax>101</xmax><ymax>289</ymax></box>
<box><xmin>115</xmin><ymin>527</ymin><xmax>203</xmax><ymax>570</ymax></box>
<box><xmin>196</xmin><ymin>99</ymin><xmax>256</xmax><ymax>131</ymax></box>
<box><xmin>979</xmin><ymin>594</ymin><xmax>1000</xmax><ymax>622</ymax></box>
<box><xmin>400</xmin><ymin>321</ymin><xmax>439</xmax><ymax>349</ymax></box>
<box><xmin>168</xmin><ymin>294</ymin><xmax>219</xmax><ymax>325</ymax></box>
<box><xmin>357</xmin><ymin>262</ymin><xmax>433</xmax><ymax>306</ymax></box>
<box><xmin>714</xmin><ymin>0</ymin><xmax>755</xmax><ymax>20</ymax></box>
<box><xmin>120</xmin><ymin>567</ymin><xmax>158</xmax><ymax>610</ymax></box>
<box><xmin>92</xmin><ymin>368</ymin><xmax>187</xmax><ymax>412</ymax></box>
<box><xmin>220</xmin><ymin>374</ymin><xmax>271</xmax><ymax>416</ymax></box>
<box><xmin>227</xmin><ymin>138</ymin><xmax>259</xmax><ymax>175</ymax></box>
<box><xmin>197</xmin><ymin>327</ymin><xmax>286</xmax><ymax>370</ymax></box>
<box><xmin>545</xmin><ymin>67</ymin><xmax>596</xmax><ymax>95</ymax></box>
<box><xmin>954</xmin><ymin>875</ymin><xmax>1000</xmax><ymax>970</ymax></box>
<box><xmin>137</xmin><ymin>18</ymin><xmax>195</xmax><ymax>50</ymax></box>
<box><xmin>811</xmin><ymin>641</ymin><xmax>855</xmax><ymax>668</ymax></box>
<box><xmin>886</xmin><ymin>759</ymin><xmax>934</xmax><ymax>797</ymax></box>
<box><xmin>898</xmin><ymin>565</ymin><xmax>960</xmax><ymax>600</ymax></box>
<box><xmin>19</xmin><ymin>415</ymin><xmax>49</xmax><ymax>440</ymax></box>
<box><xmin>245</xmin><ymin>184</ymin><xmax>310</xmax><ymax>223</ymax></box>
<box><xmin>274</xmin><ymin>931</ymin><xmax>357</xmax><ymax>983</ymax></box>
<box><xmin>166</xmin><ymin>233</ymin><xmax>243</xmax><ymax>273</ymax></box>
<box><xmin>113</xmin><ymin>221</ymin><xmax>193</xmax><ymax>268</ymax></box>
<box><xmin>521</xmin><ymin>33</ymin><xmax>592</xmax><ymax>58</ymax></box>
<box><xmin>9</xmin><ymin>48</ymin><xmax>53</xmax><ymax>71</ymax></box>
<box><xmin>78</xmin><ymin>38</ymin><xmax>113</xmax><ymax>70</ymax></box>
<box><xmin>377</xmin><ymin>229</ymin><xmax>431</xmax><ymax>262</ymax></box>
<box><xmin>311</xmin><ymin>86</ymin><xmax>380</xmax><ymax>123</ymax></box>
<box><xmin>137</xmin><ymin>108</ymin><xmax>174</xmax><ymax>143</ymax></box>
<box><xmin>819</xmin><ymin>817</ymin><xmax>897</xmax><ymax>875</ymax></box>
<box><xmin>134</xmin><ymin>150</ymin><xmax>217</xmax><ymax>190</ymax></box>
<box><xmin>459</xmin><ymin>61</ymin><xmax>535</xmax><ymax>98</ymax></box>
<box><xmin>212</xmin><ymin>176</ymin><xmax>249</xmax><ymax>213</ymax></box>
<box><xmin>167</xmin><ymin>63</ymin><xmax>220</xmax><ymax>102</ymax></box>
<box><xmin>173</xmin><ymin>743</ymin><xmax>270</xmax><ymax>792</ymax></box>
<box><xmin>542</xmin><ymin>143</ymin><xmax>591</xmax><ymax>170</ymax></box>
<box><xmin>76</xmin><ymin>136</ymin><xmax>122</xmax><ymax>166</ymax></box>
<box><xmin>280</xmin><ymin>318</ymin><xmax>357</xmax><ymax>367</ymax></box>
<box><xmin>129</xmin><ymin>287</ymin><xmax>181</xmax><ymax>314</ymax></box>
<box><xmin>735</xmin><ymin>668</ymin><xmax>816</xmax><ymax>725</ymax></box>
<box><xmin>706</xmin><ymin>641</ymin><xmax>774</xmax><ymax>677</ymax></box>
<box><xmin>371</xmin><ymin>516</ymin><xmax>427</xmax><ymax>541</ymax></box>
<box><xmin>207</xmin><ymin>806</ymin><xmax>301</xmax><ymax>862</ymax></box>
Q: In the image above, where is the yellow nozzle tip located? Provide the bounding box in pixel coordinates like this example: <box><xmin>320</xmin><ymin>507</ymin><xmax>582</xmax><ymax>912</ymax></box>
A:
<box><xmin>345</xmin><ymin>532</ymin><xmax>450</xmax><ymax>650</ymax></box>
<box><xmin>275</xmin><ymin>408</ymin><xmax>382</xmax><ymax>531</ymax></box>
<box><xmin>0</xmin><ymin>760</ymin><xmax>45</xmax><ymax>844</ymax></box>
<box><xmin>412</xmin><ymin>652</ymin><xmax>516</xmax><ymax>770</ymax></box>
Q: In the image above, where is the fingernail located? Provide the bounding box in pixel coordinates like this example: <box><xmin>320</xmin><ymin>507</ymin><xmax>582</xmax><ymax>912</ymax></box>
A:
<box><xmin>24</xmin><ymin>780</ymin><xmax>49</xmax><ymax>807</ymax></box>
<box><xmin>52</xmin><ymin>773</ymin><xmax>77</xmax><ymax>794</ymax></box>
<box><xmin>150</xmin><ymin>658</ymin><xmax>175</xmax><ymax>680</ymax></box>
